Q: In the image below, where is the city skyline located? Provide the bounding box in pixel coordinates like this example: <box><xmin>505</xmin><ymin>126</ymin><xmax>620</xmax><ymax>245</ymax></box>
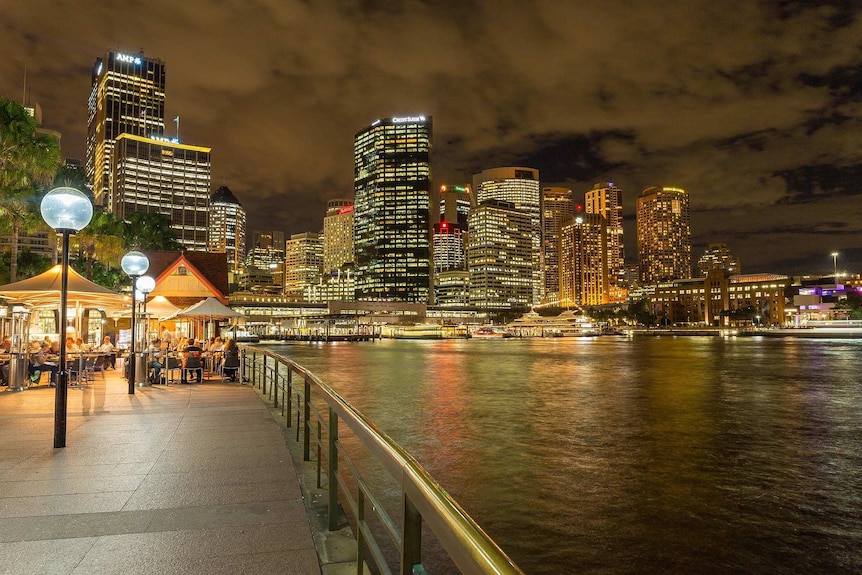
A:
<box><xmin>1</xmin><ymin>1</ymin><xmax>861</xmax><ymax>275</ymax></box>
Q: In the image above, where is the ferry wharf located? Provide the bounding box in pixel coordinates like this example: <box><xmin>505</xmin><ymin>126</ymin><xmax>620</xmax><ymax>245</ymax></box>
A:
<box><xmin>0</xmin><ymin>369</ymin><xmax>357</xmax><ymax>575</ymax></box>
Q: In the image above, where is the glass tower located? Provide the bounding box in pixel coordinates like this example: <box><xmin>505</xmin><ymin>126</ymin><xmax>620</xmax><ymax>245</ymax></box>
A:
<box><xmin>87</xmin><ymin>51</ymin><xmax>166</xmax><ymax>208</ymax></box>
<box><xmin>208</xmin><ymin>186</ymin><xmax>246</xmax><ymax>276</ymax></box>
<box><xmin>354</xmin><ymin>116</ymin><xmax>432</xmax><ymax>302</ymax></box>
<box><xmin>542</xmin><ymin>186</ymin><xmax>574</xmax><ymax>303</ymax></box>
<box><xmin>585</xmin><ymin>182</ymin><xmax>625</xmax><ymax>288</ymax></box>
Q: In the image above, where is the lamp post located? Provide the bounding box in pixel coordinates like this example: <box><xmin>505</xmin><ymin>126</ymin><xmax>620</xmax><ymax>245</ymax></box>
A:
<box><xmin>135</xmin><ymin>275</ymin><xmax>155</xmax><ymax>386</ymax></box>
<box><xmin>832</xmin><ymin>252</ymin><xmax>839</xmax><ymax>279</ymax></box>
<box><xmin>121</xmin><ymin>251</ymin><xmax>149</xmax><ymax>394</ymax></box>
<box><xmin>40</xmin><ymin>187</ymin><xmax>93</xmax><ymax>449</ymax></box>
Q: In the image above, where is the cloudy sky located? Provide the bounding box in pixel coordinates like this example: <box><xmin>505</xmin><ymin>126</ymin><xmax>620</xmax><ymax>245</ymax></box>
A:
<box><xmin>1</xmin><ymin>0</ymin><xmax>860</xmax><ymax>275</ymax></box>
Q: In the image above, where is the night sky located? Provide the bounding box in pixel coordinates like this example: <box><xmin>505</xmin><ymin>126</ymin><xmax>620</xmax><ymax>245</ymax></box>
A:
<box><xmin>1</xmin><ymin>0</ymin><xmax>860</xmax><ymax>276</ymax></box>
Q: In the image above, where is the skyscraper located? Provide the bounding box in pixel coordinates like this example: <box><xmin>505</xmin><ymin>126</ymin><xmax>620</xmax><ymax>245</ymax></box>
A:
<box><xmin>467</xmin><ymin>200</ymin><xmax>534</xmax><ymax>310</ymax></box>
<box><xmin>542</xmin><ymin>186</ymin><xmax>574</xmax><ymax>303</ymax></box>
<box><xmin>87</xmin><ymin>50</ymin><xmax>166</xmax><ymax>207</ymax></box>
<box><xmin>636</xmin><ymin>186</ymin><xmax>692</xmax><ymax>283</ymax></box>
<box><xmin>112</xmin><ymin>134</ymin><xmax>211</xmax><ymax>251</ymax></box>
<box><xmin>697</xmin><ymin>243</ymin><xmax>741</xmax><ymax>276</ymax></box>
<box><xmin>208</xmin><ymin>186</ymin><xmax>246</xmax><ymax>277</ymax></box>
<box><xmin>560</xmin><ymin>213</ymin><xmax>609</xmax><ymax>307</ymax></box>
<box><xmin>473</xmin><ymin>167</ymin><xmax>542</xmax><ymax>304</ymax></box>
<box><xmin>245</xmin><ymin>231</ymin><xmax>285</xmax><ymax>292</ymax></box>
<box><xmin>322</xmin><ymin>199</ymin><xmax>354</xmax><ymax>274</ymax></box>
<box><xmin>585</xmin><ymin>182</ymin><xmax>624</xmax><ymax>290</ymax></box>
<box><xmin>354</xmin><ymin>116</ymin><xmax>432</xmax><ymax>302</ymax></box>
<box><xmin>285</xmin><ymin>232</ymin><xmax>323</xmax><ymax>298</ymax></box>
<box><xmin>438</xmin><ymin>184</ymin><xmax>472</xmax><ymax>229</ymax></box>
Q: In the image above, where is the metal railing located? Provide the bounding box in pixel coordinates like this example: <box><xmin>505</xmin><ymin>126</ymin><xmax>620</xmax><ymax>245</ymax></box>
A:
<box><xmin>240</xmin><ymin>346</ymin><xmax>524</xmax><ymax>575</ymax></box>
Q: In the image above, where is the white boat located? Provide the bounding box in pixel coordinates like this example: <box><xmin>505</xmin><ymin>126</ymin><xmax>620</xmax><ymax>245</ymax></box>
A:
<box><xmin>506</xmin><ymin>310</ymin><xmax>600</xmax><ymax>337</ymax></box>
<box><xmin>470</xmin><ymin>326</ymin><xmax>512</xmax><ymax>338</ymax></box>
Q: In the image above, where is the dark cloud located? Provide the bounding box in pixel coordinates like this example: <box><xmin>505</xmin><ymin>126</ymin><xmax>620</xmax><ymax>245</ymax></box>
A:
<box><xmin>1</xmin><ymin>0</ymin><xmax>861</xmax><ymax>275</ymax></box>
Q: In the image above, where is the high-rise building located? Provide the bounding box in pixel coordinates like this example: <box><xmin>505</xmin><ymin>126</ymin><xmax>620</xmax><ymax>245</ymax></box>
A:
<box><xmin>354</xmin><ymin>116</ymin><xmax>432</xmax><ymax>302</ymax></box>
<box><xmin>246</xmin><ymin>230</ymin><xmax>285</xmax><ymax>291</ymax></box>
<box><xmin>322</xmin><ymin>200</ymin><xmax>354</xmax><ymax>274</ymax></box>
<box><xmin>438</xmin><ymin>184</ymin><xmax>472</xmax><ymax>229</ymax></box>
<box><xmin>433</xmin><ymin>221</ymin><xmax>465</xmax><ymax>273</ymax></box>
<box><xmin>87</xmin><ymin>50</ymin><xmax>166</xmax><ymax>207</ymax></box>
<box><xmin>467</xmin><ymin>200</ymin><xmax>534</xmax><ymax>310</ymax></box>
<box><xmin>208</xmin><ymin>186</ymin><xmax>246</xmax><ymax>277</ymax></box>
<box><xmin>697</xmin><ymin>243</ymin><xmax>741</xmax><ymax>276</ymax></box>
<box><xmin>559</xmin><ymin>213</ymin><xmax>609</xmax><ymax>307</ymax></box>
<box><xmin>285</xmin><ymin>232</ymin><xmax>323</xmax><ymax>297</ymax></box>
<box><xmin>585</xmin><ymin>182</ymin><xmax>624</xmax><ymax>286</ymax></box>
<box><xmin>541</xmin><ymin>186</ymin><xmax>574</xmax><ymax>303</ymax></box>
<box><xmin>472</xmin><ymin>167</ymin><xmax>542</xmax><ymax>304</ymax></box>
<box><xmin>636</xmin><ymin>186</ymin><xmax>692</xmax><ymax>284</ymax></box>
<box><xmin>112</xmin><ymin>134</ymin><xmax>211</xmax><ymax>251</ymax></box>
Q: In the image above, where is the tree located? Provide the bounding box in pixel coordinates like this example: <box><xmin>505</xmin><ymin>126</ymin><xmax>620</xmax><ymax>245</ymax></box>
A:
<box><xmin>74</xmin><ymin>208</ymin><xmax>126</xmax><ymax>279</ymax></box>
<box><xmin>0</xmin><ymin>98</ymin><xmax>62</xmax><ymax>281</ymax></box>
<box><xmin>123</xmin><ymin>211</ymin><xmax>181</xmax><ymax>251</ymax></box>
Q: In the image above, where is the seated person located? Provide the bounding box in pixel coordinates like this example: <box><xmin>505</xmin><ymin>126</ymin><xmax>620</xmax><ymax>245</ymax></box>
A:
<box><xmin>221</xmin><ymin>339</ymin><xmax>240</xmax><ymax>381</ymax></box>
<box><xmin>98</xmin><ymin>336</ymin><xmax>117</xmax><ymax>369</ymax></box>
<box><xmin>181</xmin><ymin>338</ymin><xmax>204</xmax><ymax>383</ymax></box>
<box><xmin>0</xmin><ymin>337</ymin><xmax>11</xmax><ymax>386</ymax></box>
<box><xmin>146</xmin><ymin>339</ymin><xmax>164</xmax><ymax>383</ymax></box>
<box><xmin>30</xmin><ymin>342</ymin><xmax>58</xmax><ymax>386</ymax></box>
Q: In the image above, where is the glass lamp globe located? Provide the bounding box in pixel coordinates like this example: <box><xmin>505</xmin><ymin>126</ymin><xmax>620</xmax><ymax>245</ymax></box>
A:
<box><xmin>137</xmin><ymin>275</ymin><xmax>156</xmax><ymax>294</ymax></box>
<box><xmin>121</xmin><ymin>251</ymin><xmax>150</xmax><ymax>277</ymax></box>
<box><xmin>40</xmin><ymin>187</ymin><xmax>93</xmax><ymax>232</ymax></box>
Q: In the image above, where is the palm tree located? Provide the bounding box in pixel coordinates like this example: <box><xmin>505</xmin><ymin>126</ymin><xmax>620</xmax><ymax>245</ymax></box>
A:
<box><xmin>0</xmin><ymin>98</ymin><xmax>62</xmax><ymax>281</ymax></box>
<box><xmin>75</xmin><ymin>208</ymin><xmax>126</xmax><ymax>279</ymax></box>
<box><xmin>124</xmin><ymin>211</ymin><xmax>181</xmax><ymax>251</ymax></box>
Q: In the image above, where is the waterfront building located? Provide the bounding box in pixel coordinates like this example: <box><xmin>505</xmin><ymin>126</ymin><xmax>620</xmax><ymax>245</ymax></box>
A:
<box><xmin>636</xmin><ymin>186</ymin><xmax>692</xmax><ymax>284</ymax></box>
<box><xmin>585</xmin><ymin>182</ymin><xmax>625</xmax><ymax>301</ymax></box>
<box><xmin>473</xmin><ymin>167</ymin><xmax>543</xmax><ymax>304</ymax></box>
<box><xmin>111</xmin><ymin>134</ymin><xmax>211</xmax><ymax>251</ymax></box>
<box><xmin>87</xmin><ymin>50</ymin><xmax>166</xmax><ymax>207</ymax></box>
<box><xmin>542</xmin><ymin>186</ymin><xmax>574</xmax><ymax>304</ymax></box>
<box><xmin>434</xmin><ymin>269</ymin><xmax>471</xmax><ymax>308</ymax></box>
<box><xmin>697</xmin><ymin>243</ymin><xmax>741</xmax><ymax>276</ymax></box>
<box><xmin>208</xmin><ymin>185</ymin><xmax>246</xmax><ymax>279</ymax></box>
<box><xmin>322</xmin><ymin>200</ymin><xmax>354</xmax><ymax>274</ymax></box>
<box><xmin>467</xmin><ymin>200</ymin><xmax>534</xmax><ymax>310</ymax></box>
<box><xmin>303</xmin><ymin>269</ymin><xmax>356</xmax><ymax>303</ymax></box>
<box><xmin>245</xmin><ymin>230</ymin><xmax>285</xmax><ymax>292</ymax></box>
<box><xmin>559</xmin><ymin>213</ymin><xmax>609</xmax><ymax>307</ymax></box>
<box><xmin>650</xmin><ymin>269</ymin><xmax>789</xmax><ymax>326</ymax></box>
<box><xmin>285</xmin><ymin>232</ymin><xmax>323</xmax><ymax>298</ymax></box>
<box><xmin>353</xmin><ymin>116</ymin><xmax>432</xmax><ymax>302</ymax></box>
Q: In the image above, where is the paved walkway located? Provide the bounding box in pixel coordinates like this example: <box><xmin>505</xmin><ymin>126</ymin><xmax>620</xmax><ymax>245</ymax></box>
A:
<box><xmin>0</xmin><ymin>369</ymin><xmax>325</xmax><ymax>575</ymax></box>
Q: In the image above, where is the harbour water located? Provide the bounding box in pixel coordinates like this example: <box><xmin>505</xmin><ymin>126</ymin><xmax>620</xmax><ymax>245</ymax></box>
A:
<box><xmin>260</xmin><ymin>336</ymin><xmax>862</xmax><ymax>574</ymax></box>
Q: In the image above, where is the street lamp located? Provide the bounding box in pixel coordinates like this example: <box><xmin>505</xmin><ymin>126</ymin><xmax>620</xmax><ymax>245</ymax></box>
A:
<box><xmin>135</xmin><ymin>275</ymin><xmax>155</xmax><ymax>387</ymax></box>
<box><xmin>40</xmin><ymin>187</ymin><xmax>93</xmax><ymax>449</ymax></box>
<box><xmin>831</xmin><ymin>252</ymin><xmax>839</xmax><ymax>279</ymax></box>
<box><xmin>121</xmin><ymin>251</ymin><xmax>149</xmax><ymax>394</ymax></box>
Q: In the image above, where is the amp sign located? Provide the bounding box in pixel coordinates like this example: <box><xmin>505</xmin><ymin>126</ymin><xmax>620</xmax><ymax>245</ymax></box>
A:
<box><xmin>116</xmin><ymin>53</ymin><xmax>142</xmax><ymax>65</ymax></box>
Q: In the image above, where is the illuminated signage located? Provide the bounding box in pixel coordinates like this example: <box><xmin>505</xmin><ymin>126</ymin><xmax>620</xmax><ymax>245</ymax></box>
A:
<box><xmin>150</xmin><ymin>134</ymin><xmax>180</xmax><ymax>144</ymax></box>
<box><xmin>116</xmin><ymin>53</ymin><xmax>142</xmax><ymax>65</ymax></box>
<box><xmin>337</xmin><ymin>205</ymin><xmax>355</xmax><ymax>215</ymax></box>
<box><xmin>392</xmin><ymin>115</ymin><xmax>426</xmax><ymax>123</ymax></box>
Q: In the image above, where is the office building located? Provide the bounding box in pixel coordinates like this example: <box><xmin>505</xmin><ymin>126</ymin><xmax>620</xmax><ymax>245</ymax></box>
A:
<box><xmin>636</xmin><ymin>186</ymin><xmax>692</xmax><ymax>284</ymax></box>
<box><xmin>208</xmin><ymin>185</ymin><xmax>246</xmax><ymax>277</ymax></box>
<box><xmin>246</xmin><ymin>231</ymin><xmax>285</xmax><ymax>291</ymax></box>
<box><xmin>467</xmin><ymin>200</ymin><xmax>533</xmax><ymax>310</ymax></box>
<box><xmin>559</xmin><ymin>213</ymin><xmax>609</xmax><ymax>307</ymax></box>
<box><xmin>585</xmin><ymin>182</ymin><xmax>625</xmax><ymax>287</ymax></box>
<box><xmin>285</xmin><ymin>232</ymin><xmax>323</xmax><ymax>297</ymax></box>
<box><xmin>322</xmin><ymin>200</ymin><xmax>354</xmax><ymax>274</ymax></box>
<box><xmin>697</xmin><ymin>243</ymin><xmax>742</xmax><ymax>276</ymax></box>
<box><xmin>87</xmin><ymin>50</ymin><xmax>166</xmax><ymax>207</ymax></box>
<box><xmin>354</xmin><ymin>116</ymin><xmax>432</xmax><ymax>302</ymax></box>
<box><xmin>473</xmin><ymin>167</ymin><xmax>542</xmax><ymax>304</ymax></box>
<box><xmin>542</xmin><ymin>186</ymin><xmax>574</xmax><ymax>303</ymax></box>
<box><xmin>112</xmin><ymin>134</ymin><xmax>211</xmax><ymax>251</ymax></box>
<box><xmin>438</xmin><ymin>184</ymin><xmax>472</xmax><ymax>229</ymax></box>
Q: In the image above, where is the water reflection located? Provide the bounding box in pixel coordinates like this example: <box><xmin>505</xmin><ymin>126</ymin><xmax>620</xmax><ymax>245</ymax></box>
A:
<box><xmin>266</xmin><ymin>337</ymin><xmax>862</xmax><ymax>574</ymax></box>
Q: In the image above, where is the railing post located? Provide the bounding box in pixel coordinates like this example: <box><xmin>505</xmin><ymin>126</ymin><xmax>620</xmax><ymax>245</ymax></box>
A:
<box><xmin>328</xmin><ymin>407</ymin><xmax>339</xmax><ymax>531</ymax></box>
<box><xmin>262</xmin><ymin>355</ymin><xmax>268</xmax><ymax>395</ymax></box>
<box><xmin>273</xmin><ymin>365</ymin><xmax>279</xmax><ymax>409</ymax></box>
<box><xmin>356</xmin><ymin>490</ymin><xmax>366</xmax><ymax>575</ymax></box>
<box><xmin>285</xmin><ymin>369</ymin><xmax>292</xmax><ymax>426</ymax></box>
<box><xmin>402</xmin><ymin>496</ymin><xmax>422</xmax><ymax>575</ymax></box>
<box><xmin>303</xmin><ymin>378</ymin><xmax>311</xmax><ymax>461</ymax></box>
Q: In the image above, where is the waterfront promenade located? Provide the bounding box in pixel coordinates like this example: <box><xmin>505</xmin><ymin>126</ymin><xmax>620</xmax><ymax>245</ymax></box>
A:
<box><xmin>0</xmin><ymin>369</ymin><xmax>350</xmax><ymax>575</ymax></box>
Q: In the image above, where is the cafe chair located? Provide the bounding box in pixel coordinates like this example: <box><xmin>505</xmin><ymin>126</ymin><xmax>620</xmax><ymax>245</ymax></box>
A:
<box><xmin>182</xmin><ymin>354</ymin><xmax>203</xmax><ymax>384</ymax></box>
<box><xmin>162</xmin><ymin>356</ymin><xmax>182</xmax><ymax>385</ymax></box>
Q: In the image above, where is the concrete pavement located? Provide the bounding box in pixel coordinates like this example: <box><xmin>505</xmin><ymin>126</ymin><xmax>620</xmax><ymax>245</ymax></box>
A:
<box><xmin>0</xmin><ymin>369</ymin><xmax>339</xmax><ymax>575</ymax></box>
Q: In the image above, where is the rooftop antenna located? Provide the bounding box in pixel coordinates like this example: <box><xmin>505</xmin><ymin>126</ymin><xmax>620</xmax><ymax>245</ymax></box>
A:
<box><xmin>22</xmin><ymin>67</ymin><xmax>27</xmax><ymax>104</ymax></box>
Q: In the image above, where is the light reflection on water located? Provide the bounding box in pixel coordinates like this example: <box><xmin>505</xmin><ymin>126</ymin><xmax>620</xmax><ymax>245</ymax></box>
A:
<box><xmin>262</xmin><ymin>337</ymin><xmax>862</xmax><ymax>574</ymax></box>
